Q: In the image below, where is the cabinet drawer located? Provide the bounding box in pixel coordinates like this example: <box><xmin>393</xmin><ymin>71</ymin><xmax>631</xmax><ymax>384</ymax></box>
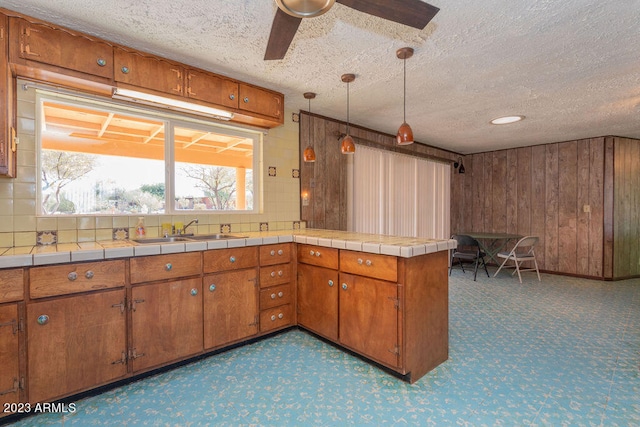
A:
<box><xmin>259</xmin><ymin>263</ymin><xmax>291</xmax><ymax>288</ymax></box>
<box><xmin>30</xmin><ymin>260</ymin><xmax>125</xmax><ymax>298</ymax></box>
<box><xmin>259</xmin><ymin>243</ymin><xmax>292</xmax><ymax>266</ymax></box>
<box><xmin>297</xmin><ymin>244</ymin><xmax>338</xmax><ymax>269</ymax></box>
<box><xmin>114</xmin><ymin>47</ymin><xmax>183</xmax><ymax>96</ymax></box>
<box><xmin>0</xmin><ymin>268</ymin><xmax>24</xmax><ymax>303</ymax></box>
<box><xmin>260</xmin><ymin>283</ymin><xmax>292</xmax><ymax>310</ymax></box>
<box><xmin>130</xmin><ymin>252</ymin><xmax>201</xmax><ymax>284</ymax></box>
<box><xmin>185</xmin><ymin>68</ymin><xmax>238</xmax><ymax>109</ymax></box>
<box><xmin>260</xmin><ymin>304</ymin><xmax>292</xmax><ymax>332</ymax></box>
<box><xmin>12</xmin><ymin>17</ymin><xmax>114</xmax><ymax>79</ymax></box>
<box><xmin>238</xmin><ymin>84</ymin><xmax>283</xmax><ymax>121</ymax></box>
<box><xmin>340</xmin><ymin>251</ymin><xmax>398</xmax><ymax>282</ymax></box>
<box><xmin>203</xmin><ymin>247</ymin><xmax>258</xmax><ymax>273</ymax></box>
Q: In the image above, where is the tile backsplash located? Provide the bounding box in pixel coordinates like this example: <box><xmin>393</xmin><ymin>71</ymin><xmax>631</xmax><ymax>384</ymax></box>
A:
<box><xmin>0</xmin><ymin>82</ymin><xmax>302</xmax><ymax>247</ymax></box>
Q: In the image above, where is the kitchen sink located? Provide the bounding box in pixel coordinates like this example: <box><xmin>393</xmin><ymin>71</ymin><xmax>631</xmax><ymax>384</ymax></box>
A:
<box><xmin>187</xmin><ymin>234</ymin><xmax>246</xmax><ymax>240</ymax></box>
<box><xmin>131</xmin><ymin>237</ymin><xmax>194</xmax><ymax>244</ymax></box>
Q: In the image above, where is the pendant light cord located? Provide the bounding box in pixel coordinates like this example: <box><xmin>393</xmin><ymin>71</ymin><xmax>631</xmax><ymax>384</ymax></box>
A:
<box><xmin>346</xmin><ymin>81</ymin><xmax>350</xmax><ymax>134</ymax></box>
<box><xmin>403</xmin><ymin>56</ymin><xmax>407</xmax><ymax>123</ymax></box>
<box><xmin>308</xmin><ymin>97</ymin><xmax>312</xmax><ymax>144</ymax></box>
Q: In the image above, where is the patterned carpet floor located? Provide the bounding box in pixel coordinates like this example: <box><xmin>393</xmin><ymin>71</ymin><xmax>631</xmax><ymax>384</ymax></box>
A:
<box><xmin>6</xmin><ymin>269</ymin><xmax>640</xmax><ymax>426</ymax></box>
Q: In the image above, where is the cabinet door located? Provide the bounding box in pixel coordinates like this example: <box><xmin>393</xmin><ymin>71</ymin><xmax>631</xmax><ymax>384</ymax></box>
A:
<box><xmin>130</xmin><ymin>278</ymin><xmax>203</xmax><ymax>372</ymax></box>
<box><xmin>203</xmin><ymin>269</ymin><xmax>258</xmax><ymax>349</ymax></box>
<box><xmin>238</xmin><ymin>84</ymin><xmax>284</xmax><ymax>121</ymax></box>
<box><xmin>0</xmin><ymin>268</ymin><xmax>23</xmax><ymax>303</ymax></box>
<box><xmin>26</xmin><ymin>289</ymin><xmax>127</xmax><ymax>403</ymax></box>
<box><xmin>0</xmin><ymin>13</ymin><xmax>16</xmax><ymax>178</ymax></box>
<box><xmin>11</xmin><ymin>17</ymin><xmax>113</xmax><ymax>78</ymax></box>
<box><xmin>339</xmin><ymin>273</ymin><xmax>400</xmax><ymax>368</ymax></box>
<box><xmin>114</xmin><ymin>48</ymin><xmax>183</xmax><ymax>96</ymax></box>
<box><xmin>297</xmin><ymin>263</ymin><xmax>338</xmax><ymax>341</ymax></box>
<box><xmin>0</xmin><ymin>304</ymin><xmax>20</xmax><ymax>410</ymax></box>
<box><xmin>185</xmin><ymin>69</ymin><xmax>238</xmax><ymax>109</ymax></box>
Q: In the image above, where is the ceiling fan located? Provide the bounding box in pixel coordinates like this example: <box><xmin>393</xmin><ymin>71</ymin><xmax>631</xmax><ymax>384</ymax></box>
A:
<box><xmin>264</xmin><ymin>0</ymin><xmax>440</xmax><ymax>60</ymax></box>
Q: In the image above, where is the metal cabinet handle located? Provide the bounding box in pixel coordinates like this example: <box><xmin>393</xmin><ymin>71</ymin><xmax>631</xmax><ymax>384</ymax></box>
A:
<box><xmin>230</xmin><ymin>256</ymin><xmax>236</xmax><ymax>263</ymax></box>
<box><xmin>37</xmin><ymin>315</ymin><xmax>49</xmax><ymax>325</ymax></box>
<box><xmin>309</xmin><ymin>250</ymin><xmax>315</xmax><ymax>256</ymax></box>
<box><xmin>357</xmin><ymin>258</ymin><xmax>363</xmax><ymax>265</ymax></box>
<box><xmin>328</xmin><ymin>280</ymin><xmax>334</xmax><ymax>287</ymax></box>
<box><xmin>165</xmin><ymin>263</ymin><xmax>172</xmax><ymax>271</ymax></box>
<box><xmin>278</xmin><ymin>291</ymin><xmax>284</xmax><ymax>297</ymax></box>
<box><xmin>229</xmin><ymin>94</ymin><xmax>235</xmax><ymax>100</ymax></box>
<box><xmin>270</xmin><ymin>271</ymin><xmax>276</xmax><ymax>278</ymax></box>
<box><xmin>315</xmin><ymin>251</ymin><xmax>321</xmax><ymax>257</ymax></box>
<box><xmin>121</xmin><ymin>66</ymin><xmax>130</xmax><ymax>74</ymax></box>
<box><xmin>209</xmin><ymin>284</ymin><xmax>216</xmax><ymax>292</ymax></box>
<box><xmin>190</xmin><ymin>288</ymin><xmax>198</xmax><ymax>296</ymax></box>
<box><xmin>68</xmin><ymin>272</ymin><xmax>78</xmax><ymax>281</ymax></box>
<box><xmin>278</xmin><ymin>249</ymin><xmax>283</xmax><ymax>255</ymax></box>
<box><xmin>278</xmin><ymin>270</ymin><xmax>283</xmax><ymax>277</ymax></box>
<box><xmin>270</xmin><ymin>293</ymin><xmax>276</xmax><ymax>299</ymax></box>
<box><xmin>270</xmin><ymin>250</ymin><xmax>275</xmax><ymax>256</ymax></box>
<box><xmin>278</xmin><ymin>313</ymin><xmax>284</xmax><ymax>319</ymax></box>
<box><xmin>342</xmin><ymin>283</ymin><xmax>348</xmax><ymax>290</ymax></box>
<box><xmin>96</xmin><ymin>58</ymin><xmax>106</xmax><ymax>67</ymax></box>
<box><xmin>366</xmin><ymin>260</ymin><xmax>372</xmax><ymax>266</ymax></box>
<box><xmin>85</xmin><ymin>270</ymin><xmax>94</xmax><ymax>279</ymax></box>
<box><xmin>270</xmin><ymin>315</ymin><xmax>276</xmax><ymax>321</ymax></box>
<box><xmin>243</xmin><ymin>97</ymin><xmax>249</xmax><ymax>103</ymax></box>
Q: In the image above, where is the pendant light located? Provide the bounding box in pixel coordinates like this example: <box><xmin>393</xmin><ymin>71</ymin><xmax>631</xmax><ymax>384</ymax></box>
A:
<box><xmin>341</xmin><ymin>73</ymin><xmax>356</xmax><ymax>154</ymax></box>
<box><xmin>396</xmin><ymin>47</ymin><xmax>414</xmax><ymax>145</ymax></box>
<box><xmin>302</xmin><ymin>92</ymin><xmax>316</xmax><ymax>162</ymax></box>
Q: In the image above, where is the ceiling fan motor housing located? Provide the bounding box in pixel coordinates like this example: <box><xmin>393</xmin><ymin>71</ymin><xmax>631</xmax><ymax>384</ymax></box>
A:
<box><xmin>275</xmin><ymin>0</ymin><xmax>336</xmax><ymax>18</ymax></box>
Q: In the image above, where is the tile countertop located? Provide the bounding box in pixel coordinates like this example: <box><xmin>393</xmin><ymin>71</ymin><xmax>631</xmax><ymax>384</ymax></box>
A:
<box><xmin>0</xmin><ymin>229</ymin><xmax>457</xmax><ymax>269</ymax></box>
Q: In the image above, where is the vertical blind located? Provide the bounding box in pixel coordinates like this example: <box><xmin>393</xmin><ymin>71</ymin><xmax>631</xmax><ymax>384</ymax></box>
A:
<box><xmin>348</xmin><ymin>144</ymin><xmax>450</xmax><ymax>239</ymax></box>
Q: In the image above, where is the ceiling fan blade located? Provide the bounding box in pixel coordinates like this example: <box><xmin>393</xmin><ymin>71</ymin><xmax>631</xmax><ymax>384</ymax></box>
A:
<box><xmin>336</xmin><ymin>0</ymin><xmax>439</xmax><ymax>29</ymax></box>
<box><xmin>264</xmin><ymin>8</ymin><xmax>303</xmax><ymax>60</ymax></box>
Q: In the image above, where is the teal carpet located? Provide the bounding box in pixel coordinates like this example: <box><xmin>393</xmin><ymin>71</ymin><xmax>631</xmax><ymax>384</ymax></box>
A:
<box><xmin>7</xmin><ymin>270</ymin><xmax>640</xmax><ymax>426</ymax></box>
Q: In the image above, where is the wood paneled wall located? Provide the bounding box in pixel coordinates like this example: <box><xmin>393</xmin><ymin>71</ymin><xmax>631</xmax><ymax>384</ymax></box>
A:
<box><xmin>613</xmin><ymin>137</ymin><xmax>640</xmax><ymax>278</ymax></box>
<box><xmin>451</xmin><ymin>136</ymin><xmax>640</xmax><ymax>280</ymax></box>
<box><xmin>299</xmin><ymin>112</ymin><xmax>459</xmax><ymax>230</ymax></box>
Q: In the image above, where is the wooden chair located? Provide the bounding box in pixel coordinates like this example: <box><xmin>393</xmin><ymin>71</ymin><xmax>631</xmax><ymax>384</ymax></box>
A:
<box><xmin>449</xmin><ymin>234</ymin><xmax>489</xmax><ymax>281</ymax></box>
<box><xmin>493</xmin><ymin>236</ymin><xmax>541</xmax><ymax>283</ymax></box>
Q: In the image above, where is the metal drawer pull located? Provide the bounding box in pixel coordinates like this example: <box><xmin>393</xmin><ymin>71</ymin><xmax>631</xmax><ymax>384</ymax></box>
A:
<box><xmin>190</xmin><ymin>288</ymin><xmax>198</xmax><ymax>296</ymax></box>
<box><xmin>278</xmin><ymin>270</ymin><xmax>283</xmax><ymax>277</ymax></box>
<box><xmin>67</xmin><ymin>272</ymin><xmax>78</xmax><ymax>281</ymax></box>
<box><xmin>230</xmin><ymin>256</ymin><xmax>236</xmax><ymax>263</ymax></box>
<box><xmin>309</xmin><ymin>250</ymin><xmax>315</xmax><ymax>256</ymax></box>
<box><xmin>342</xmin><ymin>283</ymin><xmax>348</xmax><ymax>290</ymax></box>
<box><xmin>85</xmin><ymin>270</ymin><xmax>94</xmax><ymax>279</ymax></box>
<box><xmin>96</xmin><ymin>58</ymin><xmax>106</xmax><ymax>66</ymax></box>
<box><xmin>270</xmin><ymin>271</ymin><xmax>276</xmax><ymax>278</ymax></box>
<box><xmin>358</xmin><ymin>258</ymin><xmax>363</xmax><ymax>265</ymax></box>
<box><xmin>209</xmin><ymin>284</ymin><xmax>216</xmax><ymax>292</ymax></box>
<box><xmin>243</xmin><ymin>97</ymin><xmax>249</xmax><ymax>103</ymax></box>
<box><xmin>328</xmin><ymin>280</ymin><xmax>334</xmax><ymax>287</ymax></box>
<box><xmin>229</xmin><ymin>93</ymin><xmax>235</xmax><ymax>100</ymax></box>
<box><xmin>278</xmin><ymin>291</ymin><xmax>284</xmax><ymax>297</ymax></box>
<box><xmin>271</xmin><ymin>293</ymin><xmax>276</xmax><ymax>299</ymax></box>
<box><xmin>278</xmin><ymin>249</ymin><xmax>283</xmax><ymax>255</ymax></box>
<box><xmin>270</xmin><ymin>250</ymin><xmax>276</xmax><ymax>256</ymax></box>
<box><xmin>121</xmin><ymin>66</ymin><xmax>130</xmax><ymax>74</ymax></box>
<box><xmin>366</xmin><ymin>260</ymin><xmax>372</xmax><ymax>266</ymax></box>
<box><xmin>165</xmin><ymin>263</ymin><xmax>172</xmax><ymax>271</ymax></box>
<box><xmin>37</xmin><ymin>315</ymin><xmax>49</xmax><ymax>325</ymax></box>
<box><xmin>270</xmin><ymin>314</ymin><xmax>276</xmax><ymax>321</ymax></box>
<box><xmin>278</xmin><ymin>313</ymin><xmax>284</xmax><ymax>319</ymax></box>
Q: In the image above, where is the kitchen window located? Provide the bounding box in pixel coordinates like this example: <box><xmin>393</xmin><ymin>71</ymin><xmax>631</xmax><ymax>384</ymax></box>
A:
<box><xmin>36</xmin><ymin>90</ymin><xmax>261</xmax><ymax>216</ymax></box>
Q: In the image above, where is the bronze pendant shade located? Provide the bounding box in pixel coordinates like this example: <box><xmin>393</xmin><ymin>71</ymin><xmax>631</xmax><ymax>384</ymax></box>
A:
<box><xmin>302</xmin><ymin>92</ymin><xmax>316</xmax><ymax>162</ymax></box>
<box><xmin>396</xmin><ymin>47</ymin><xmax>414</xmax><ymax>145</ymax></box>
<box><xmin>341</xmin><ymin>73</ymin><xmax>356</xmax><ymax>154</ymax></box>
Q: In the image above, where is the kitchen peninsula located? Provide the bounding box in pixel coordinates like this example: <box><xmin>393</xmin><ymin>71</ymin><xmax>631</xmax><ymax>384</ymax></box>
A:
<box><xmin>0</xmin><ymin>229</ymin><xmax>455</xmax><ymax>416</ymax></box>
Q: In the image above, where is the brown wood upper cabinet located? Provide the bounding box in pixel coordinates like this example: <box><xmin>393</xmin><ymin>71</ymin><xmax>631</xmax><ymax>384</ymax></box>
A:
<box><xmin>186</xmin><ymin>69</ymin><xmax>239</xmax><ymax>109</ymax></box>
<box><xmin>0</xmin><ymin>12</ymin><xmax>16</xmax><ymax>178</ymax></box>
<box><xmin>238</xmin><ymin>83</ymin><xmax>283</xmax><ymax>120</ymax></box>
<box><xmin>114</xmin><ymin>47</ymin><xmax>183</xmax><ymax>96</ymax></box>
<box><xmin>10</xmin><ymin>17</ymin><xmax>113</xmax><ymax>79</ymax></box>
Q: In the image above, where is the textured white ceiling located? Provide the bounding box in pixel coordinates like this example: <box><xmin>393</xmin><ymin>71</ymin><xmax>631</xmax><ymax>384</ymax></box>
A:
<box><xmin>3</xmin><ymin>0</ymin><xmax>639</xmax><ymax>154</ymax></box>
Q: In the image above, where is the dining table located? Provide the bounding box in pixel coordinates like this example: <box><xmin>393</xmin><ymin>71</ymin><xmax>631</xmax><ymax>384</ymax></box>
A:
<box><xmin>458</xmin><ymin>231</ymin><xmax>523</xmax><ymax>265</ymax></box>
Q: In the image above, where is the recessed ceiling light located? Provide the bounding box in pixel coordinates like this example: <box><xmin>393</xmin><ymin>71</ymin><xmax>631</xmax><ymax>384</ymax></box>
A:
<box><xmin>490</xmin><ymin>115</ymin><xmax>525</xmax><ymax>125</ymax></box>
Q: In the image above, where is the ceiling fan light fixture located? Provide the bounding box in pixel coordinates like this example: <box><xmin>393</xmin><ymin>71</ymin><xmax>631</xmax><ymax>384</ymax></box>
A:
<box><xmin>396</xmin><ymin>47</ymin><xmax>414</xmax><ymax>146</ymax></box>
<box><xmin>490</xmin><ymin>115</ymin><xmax>525</xmax><ymax>125</ymax></box>
<box><xmin>303</xmin><ymin>92</ymin><xmax>317</xmax><ymax>162</ymax></box>
<box><xmin>275</xmin><ymin>0</ymin><xmax>336</xmax><ymax>18</ymax></box>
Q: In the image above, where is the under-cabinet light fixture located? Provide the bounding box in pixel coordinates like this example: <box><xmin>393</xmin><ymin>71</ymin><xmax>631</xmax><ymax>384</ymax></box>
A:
<box><xmin>112</xmin><ymin>88</ymin><xmax>234</xmax><ymax>120</ymax></box>
<box><xmin>490</xmin><ymin>115</ymin><xmax>524</xmax><ymax>125</ymax></box>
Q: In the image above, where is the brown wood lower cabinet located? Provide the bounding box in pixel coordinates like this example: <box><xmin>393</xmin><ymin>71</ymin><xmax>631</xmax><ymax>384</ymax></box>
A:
<box><xmin>297</xmin><ymin>263</ymin><xmax>338</xmax><ymax>341</ymax></box>
<box><xmin>130</xmin><ymin>278</ymin><xmax>203</xmax><ymax>372</ymax></box>
<box><xmin>26</xmin><ymin>289</ymin><xmax>127</xmax><ymax>403</ymax></box>
<box><xmin>203</xmin><ymin>269</ymin><xmax>258</xmax><ymax>349</ymax></box>
<box><xmin>338</xmin><ymin>273</ymin><xmax>399</xmax><ymax>368</ymax></box>
<box><xmin>0</xmin><ymin>303</ymin><xmax>20</xmax><ymax>408</ymax></box>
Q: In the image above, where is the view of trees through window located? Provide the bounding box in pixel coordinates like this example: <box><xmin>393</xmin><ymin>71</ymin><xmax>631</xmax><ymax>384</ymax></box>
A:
<box><xmin>38</xmin><ymin>97</ymin><xmax>256</xmax><ymax>215</ymax></box>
